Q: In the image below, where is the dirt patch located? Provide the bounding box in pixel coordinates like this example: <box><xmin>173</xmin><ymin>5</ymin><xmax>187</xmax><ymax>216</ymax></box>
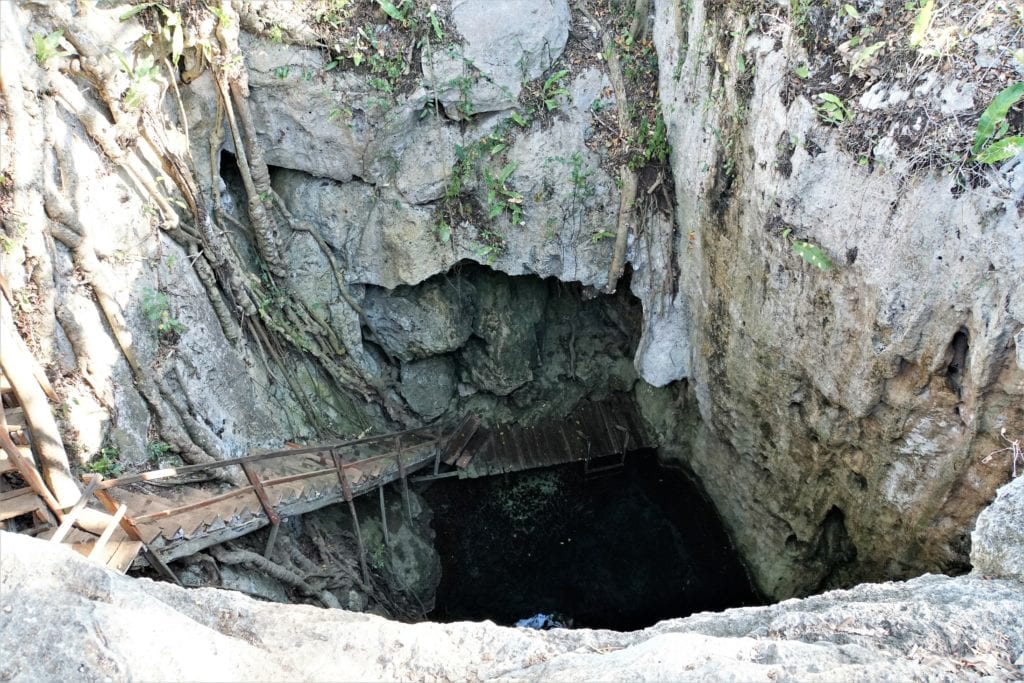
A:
<box><xmin>781</xmin><ymin>1</ymin><xmax>1023</xmax><ymax>185</ymax></box>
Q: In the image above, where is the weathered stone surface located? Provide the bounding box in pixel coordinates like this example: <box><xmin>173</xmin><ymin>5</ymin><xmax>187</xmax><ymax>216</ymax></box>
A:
<box><xmin>400</xmin><ymin>356</ymin><xmax>457</xmax><ymax>419</ymax></box>
<box><xmin>459</xmin><ymin>272</ymin><xmax>546</xmax><ymax>396</ymax></box>
<box><xmin>972</xmin><ymin>475</ymin><xmax>1024</xmax><ymax>582</ymax></box>
<box><xmin>2</xmin><ymin>531</ymin><xmax>1022</xmax><ymax>681</ymax></box>
<box><xmin>363</xmin><ymin>280</ymin><xmax>476</xmax><ymax>361</ymax></box>
<box><xmin>424</xmin><ymin>0</ymin><xmax>570</xmax><ymax>119</ymax></box>
<box><xmin>648</xmin><ymin>0</ymin><xmax>1024</xmax><ymax>599</ymax></box>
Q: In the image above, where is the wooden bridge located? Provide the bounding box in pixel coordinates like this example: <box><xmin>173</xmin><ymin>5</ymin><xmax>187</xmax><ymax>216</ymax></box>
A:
<box><xmin>4</xmin><ymin>386</ymin><xmax>650</xmax><ymax>582</ymax></box>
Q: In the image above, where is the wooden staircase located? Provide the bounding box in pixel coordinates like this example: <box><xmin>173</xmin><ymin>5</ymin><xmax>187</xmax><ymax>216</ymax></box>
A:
<box><xmin>1</xmin><ymin>370</ymin><xmax>141</xmax><ymax>573</ymax></box>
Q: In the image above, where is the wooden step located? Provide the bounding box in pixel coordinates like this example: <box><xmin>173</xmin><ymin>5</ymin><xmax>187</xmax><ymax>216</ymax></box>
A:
<box><xmin>71</xmin><ymin>537</ymin><xmax>143</xmax><ymax>573</ymax></box>
<box><xmin>0</xmin><ymin>488</ymin><xmax>45</xmax><ymax>521</ymax></box>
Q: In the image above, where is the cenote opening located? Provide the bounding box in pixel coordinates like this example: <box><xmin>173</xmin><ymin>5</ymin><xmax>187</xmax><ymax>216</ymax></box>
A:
<box><xmin>422</xmin><ymin>451</ymin><xmax>761</xmax><ymax>631</ymax></box>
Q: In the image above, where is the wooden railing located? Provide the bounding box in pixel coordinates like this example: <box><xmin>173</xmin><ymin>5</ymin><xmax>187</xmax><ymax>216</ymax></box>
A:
<box><xmin>66</xmin><ymin>419</ymin><xmax>459</xmax><ymax>584</ymax></box>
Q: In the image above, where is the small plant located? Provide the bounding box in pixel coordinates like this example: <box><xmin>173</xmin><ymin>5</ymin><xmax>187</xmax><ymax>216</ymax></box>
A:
<box><xmin>815</xmin><ymin>92</ymin><xmax>849</xmax><ymax>125</ymax></box>
<box><xmin>782</xmin><ymin>228</ymin><xmax>834</xmax><ymax>271</ymax></box>
<box><xmin>275</xmin><ymin>66</ymin><xmax>290</xmax><ymax>79</ymax></box>
<box><xmin>141</xmin><ymin>287</ymin><xmax>187</xmax><ymax>338</ymax></box>
<box><xmin>32</xmin><ymin>30</ymin><xmax>73</xmax><ymax>65</ymax></box>
<box><xmin>433</xmin><ymin>220</ymin><xmax>451</xmax><ymax>244</ymax></box>
<box><xmin>484</xmin><ymin>162</ymin><xmax>524</xmax><ymax>225</ymax></box>
<box><xmin>146</xmin><ymin>441</ymin><xmax>172</xmax><ymax>464</ymax></box>
<box><xmin>376</xmin><ymin>0</ymin><xmax>410</xmax><ymax>25</ymax></box>
<box><xmin>972</xmin><ymin>82</ymin><xmax>1024</xmax><ymax>164</ymax></box>
<box><xmin>908</xmin><ymin>0</ymin><xmax>935</xmax><ymax>49</ymax></box>
<box><xmin>87</xmin><ymin>446</ymin><xmax>123</xmax><ymax>478</ymax></box>
<box><xmin>542</xmin><ymin>69</ymin><xmax>570</xmax><ymax>110</ymax></box>
<box><xmin>591</xmin><ymin>230</ymin><xmax>616</xmax><ymax>242</ymax></box>
<box><xmin>115</xmin><ymin>52</ymin><xmax>161</xmax><ymax>109</ymax></box>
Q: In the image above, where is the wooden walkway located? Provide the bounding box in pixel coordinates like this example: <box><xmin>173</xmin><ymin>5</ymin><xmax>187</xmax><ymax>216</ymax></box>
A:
<box><xmin>5</xmin><ymin>363</ymin><xmax>650</xmax><ymax>582</ymax></box>
<box><xmin>101</xmin><ymin>425</ymin><xmax>447</xmax><ymax>565</ymax></box>
<box><xmin>439</xmin><ymin>400</ymin><xmax>652</xmax><ymax>479</ymax></box>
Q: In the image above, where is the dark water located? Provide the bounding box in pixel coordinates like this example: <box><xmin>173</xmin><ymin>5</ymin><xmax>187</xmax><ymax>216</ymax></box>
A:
<box><xmin>423</xmin><ymin>451</ymin><xmax>761</xmax><ymax>630</ymax></box>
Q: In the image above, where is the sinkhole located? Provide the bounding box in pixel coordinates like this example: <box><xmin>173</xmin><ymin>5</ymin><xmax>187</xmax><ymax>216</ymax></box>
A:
<box><xmin>422</xmin><ymin>453</ymin><xmax>761</xmax><ymax>631</ymax></box>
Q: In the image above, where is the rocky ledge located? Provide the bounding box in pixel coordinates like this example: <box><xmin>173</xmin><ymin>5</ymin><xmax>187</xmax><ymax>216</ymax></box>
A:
<box><xmin>1</xmin><ymin>476</ymin><xmax>1022</xmax><ymax>682</ymax></box>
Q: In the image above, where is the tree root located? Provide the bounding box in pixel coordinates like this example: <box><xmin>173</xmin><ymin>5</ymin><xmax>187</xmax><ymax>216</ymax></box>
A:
<box><xmin>210</xmin><ymin>544</ymin><xmax>341</xmax><ymax>609</ymax></box>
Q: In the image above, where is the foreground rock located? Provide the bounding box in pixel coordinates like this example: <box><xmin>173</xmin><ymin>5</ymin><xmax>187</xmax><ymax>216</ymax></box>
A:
<box><xmin>2</xmin><ymin>477</ymin><xmax>1022</xmax><ymax>681</ymax></box>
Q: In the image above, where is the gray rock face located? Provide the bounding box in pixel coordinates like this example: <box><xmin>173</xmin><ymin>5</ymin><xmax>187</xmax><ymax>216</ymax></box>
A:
<box><xmin>648</xmin><ymin>0</ymin><xmax>1024</xmax><ymax>599</ymax></box>
<box><xmin>400</xmin><ymin>356</ymin><xmax>456</xmax><ymax>419</ymax></box>
<box><xmin>363</xmin><ymin>280</ymin><xmax>476</xmax><ymax>361</ymax></box>
<box><xmin>972</xmin><ymin>475</ymin><xmax>1024</xmax><ymax>582</ymax></box>
<box><xmin>459</xmin><ymin>273</ymin><xmax>546</xmax><ymax>395</ymax></box>
<box><xmin>424</xmin><ymin>0</ymin><xmax>570</xmax><ymax>119</ymax></box>
<box><xmin>2</xmin><ymin>530</ymin><xmax>1022</xmax><ymax>681</ymax></box>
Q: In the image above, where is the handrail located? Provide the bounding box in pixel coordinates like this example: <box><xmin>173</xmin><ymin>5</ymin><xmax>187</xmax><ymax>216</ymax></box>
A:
<box><xmin>96</xmin><ymin>420</ymin><xmax>451</xmax><ymax>491</ymax></box>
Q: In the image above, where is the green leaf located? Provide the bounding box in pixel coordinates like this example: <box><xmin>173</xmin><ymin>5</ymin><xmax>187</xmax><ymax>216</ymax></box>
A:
<box><xmin>972</xmin><ymin>83</ymin><xmax>1024</xmax><ymax>154</ymax></box>
<box><xmin>782</xmin><ymin>228</ymin><xmax>792</xmax><ymax>239</ymax></box>
<box><xmin>352</xmin><ymin>52</ymin><xmax>364</xmax><ymax>67</ymax></box>
<box><xmin>436</xmin><ymin>222</ymin><xmax>451</xmax><ymax>244</ymax></box>
<box><xmin>497</xmin><ymin>162</ymin><xmax>517</xmax><ymax>184</ymax></box>
<box><xmin>909</xmin><ymin>0</ymin><xmax>934</xmax><ymax>49</ymax></box>
<box><xmin>792</xmin><ymin>241</ymin><xmax>834</xmax><ymax>271</ymax></box>
<box><xmin>171</xmin><ymin>23</ymin><xmax>184</xmax><ymax>65</ymax></box>
<box><xmin>543</xmin><ymin>69</ymin><xmax>569</xmax><ymax>91</ymax></box>
<box><xmin>430</xmin><ymin>14</ymin><xmax>443</xmax><ymax>41</ymax></box>
<box><xmin>818</xmin><ymin>92</ymin><xmax>843</xmax><ymax>106</ymax></box>
<box><xmin>376</xmin><ymin>0</ymin><xmax>406</xmax><ymax>23</ymax></box>
<box><xmin>489</xmin><ymin>143</ymin><xmax>506</xmax><ymax>155</ymax></box>
<box><xmin>975</xmin><ymin>136</ymin><xmax>1024</xmax><ymax>164</ymax></box>
<box><xmin>843</xmin><ymin>4</ymin><xmax>860</xmax><ymax>19</ymax></box>
<box><xmin>510</xmin><ymin>110</ymin><xmax>528</xmax><ymax>126</ymax></box>
<box><xmin>119</xmin><ymin>3</ymin><xmax>159</xmax><ymax>21</ymax></box>
<box><xmin>794</xmin><ymin>65</ymin><xmax>810</xmax><ymax>79</ymax></box>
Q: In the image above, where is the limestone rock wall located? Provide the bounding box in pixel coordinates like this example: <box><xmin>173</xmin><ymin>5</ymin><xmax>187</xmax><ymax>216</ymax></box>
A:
<box><xmin>647</xmin><ymin>0</ymin><xmax>1024</xmax><ymax>598</ymax></box>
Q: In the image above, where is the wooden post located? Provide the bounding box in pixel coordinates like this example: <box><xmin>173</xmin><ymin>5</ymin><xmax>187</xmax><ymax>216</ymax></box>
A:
<box><xmin>395</xmin><ymin>436</ymin><xmax>412</xmax><ymax>523</ymax></box>
<box><xmin>92</xmin><ymin>486</ymin><xmax>181</xmax><ymax>586</ymax></box>
<box><xmin>264</xmin><ymin>521</ymin><xmax>281</xmax><ymax>560</ymax></box>
<box><xmin>433</xmin><ymin>425</ymin><xmax>442</xmax><ymax>476</ymax></box>
<box><xmin>378</xmin><ymin>485</ymin><xmax>390</xmax><ymax>547</ymax></box>
<box><xmin>240</xmin><ymin>462</ymin><xmax>280</xmax><ymax>526</ymax></box>
<box><xmin>331</xmin><ymin>449</ymin><xmax>370</xmax><ymax>585</ymax></box>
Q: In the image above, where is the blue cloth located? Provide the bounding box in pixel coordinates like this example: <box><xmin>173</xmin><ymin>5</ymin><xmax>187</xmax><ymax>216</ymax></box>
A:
<box><xmin>515</xmin><ymin>613</ymin><xmax>566</xmax><ymax>629</ymax></box>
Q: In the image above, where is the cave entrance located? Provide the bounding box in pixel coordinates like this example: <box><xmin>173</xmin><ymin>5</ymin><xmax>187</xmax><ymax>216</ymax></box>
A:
<box><xmin>422</xmin><ymin>451</ymin><xmax>760</xmax><ymax>631</ymax></box>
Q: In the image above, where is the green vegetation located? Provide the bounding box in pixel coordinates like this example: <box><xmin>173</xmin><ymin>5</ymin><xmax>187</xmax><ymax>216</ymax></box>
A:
<box><xmin>146</xmin><ymin>441</ymin><xmax>172</xmax><ymax>464</ymax></box>
<box><xmin>86</xmin><ymin>446</ymin><xmax>123</xmax><ymax>478</ymax></box>
<box><xmin>815</xmin><ymin>93</ymin><xmax>849</xmax><ymax>126</ymax></box>
<box><xmin>783</xmin><ymin>229</ymin><xmax>834</xmax><ymax>272</ymax></box>
<box><xmin>542</xmin><ymin>69</ymin><xmax>570</xmax><ymax>110</ymax></box>
<box><xmin>908</xmin><ymin>0</ymin><xmax>935</xmax><ymax>49</ymax></box>
<box><xmin>115</xmin><ymin>52</ymin><xmax>161</xmax><ymax>109</ymax></box>
<box><xmin>483</xmin><ymin>162</ymin><xmax>524</xmax><ymax>226</ymax></box>
<box><xmin>32</xmin><ymin>30</ymin><xmax>72</xmax><ymax>65</ymax></box>
<box><xmin>141</xmin><ymin>288</ymin><xmax>186</xmax><ymax>338</ymax></box>
<box><xmin>972</xmin><ymin>82</ymin><xmax>1024</xmax><ymax>164</ymax></box>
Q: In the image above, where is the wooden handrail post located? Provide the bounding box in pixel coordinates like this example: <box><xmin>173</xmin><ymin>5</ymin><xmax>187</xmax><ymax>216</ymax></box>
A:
<box><xmin>378</xmin><ymin>485</ymin><xmax>390</xmax><ymax>547</ymax></box>
<box><xmin>240</xmin><ymin>462</ymin><xmax>280</xmax><ymax>525</ymax></box>
<box><xmin>239</xmin><ymin>461</ymin><xmax>282</xmax><ymax>559</ymax></box>
<box><xmin>331</xmin><ymin>449</ymin><xmax>370</xmax><ymax>585</ymax></box>
<box><xmin>395</xmin><ymin>436</ymin><xmax>412</xmax><ymax>523</ymax></box>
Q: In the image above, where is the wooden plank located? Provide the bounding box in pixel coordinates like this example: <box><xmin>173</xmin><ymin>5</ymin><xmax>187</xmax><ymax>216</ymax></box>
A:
<box><xmin>0</xmin><ymin>490</ymin><xmax>44</xmax><ymax>521</ymax></box>
<box><xmin>48</xmin><ymin>475</ymin><xmax>100</xmax><ymax>543</ymax></box>
<box><xmin>88</xmin><ymin>503</ymin><xmax>127</xmax><ymax>560</ymax></box>
<box><xmin>442</xmin><ymin>415</ymin><xmax>480</xmax><ymax>465</ymax></box>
